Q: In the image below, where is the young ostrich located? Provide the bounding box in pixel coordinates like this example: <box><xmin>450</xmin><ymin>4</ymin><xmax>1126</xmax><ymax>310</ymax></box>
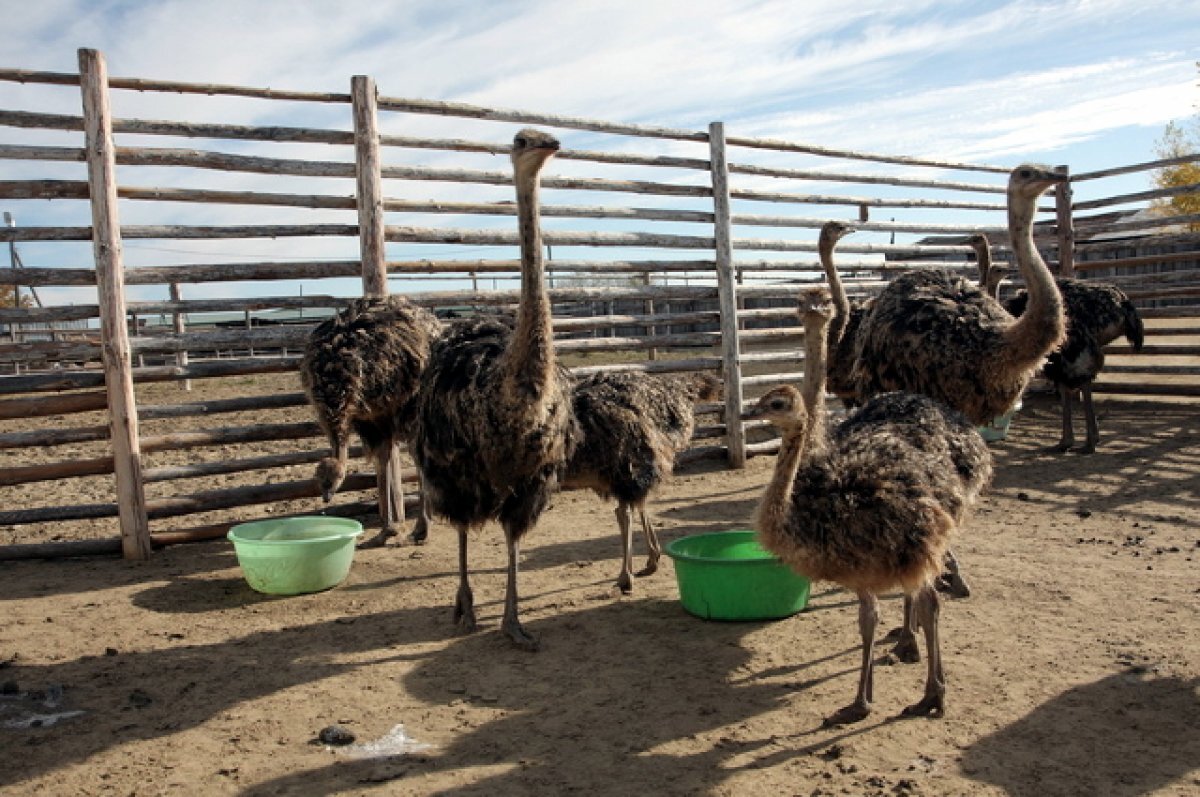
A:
<box><xmin>749</xmin><ymin>287</ymin><xmax>993</xmax><ymax>726</ymax></box>
<box><xmin>300</xmin><ymin>295</ymin><xmax>440</xmax><ymax>548</ymax></box>
<box><xmin>852</xmin><ymin>164</ymin><xmax>1067</xmax><ymax>426</ymax></box>
<box><xmin>410</xmin><ymin>129</ymin><xmax>577</xmax><ymax>650</ymax></box>
<box><xmin>968</xmin><ymin>233</ymin><xmax>1008</xmax><ymax>300</ymax></box>
<box><xmin>1005</xmin><ymin>279</ymin><xmax>1144</xmax><ymax>453</ymax></box>
<box><xmin>817</xmin><ymin>220</ymin><xmax>869</xmax><ymax>409</ymax></box>
<box><xmin>564</xmin><ymin>371</ymin><xmax>720</xmax><ymax>594</ymax></box>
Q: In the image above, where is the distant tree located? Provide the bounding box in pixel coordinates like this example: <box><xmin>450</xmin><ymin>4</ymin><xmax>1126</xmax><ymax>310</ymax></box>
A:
<box><xmin>1151</xmin><ymin>63</ymin><xmax>1200</xmax><ymax>231</ymax></box>
<box><xmin>0</xmin><ymin>283</ymin><xmax>34</xmax><ymax>308</ymax></box>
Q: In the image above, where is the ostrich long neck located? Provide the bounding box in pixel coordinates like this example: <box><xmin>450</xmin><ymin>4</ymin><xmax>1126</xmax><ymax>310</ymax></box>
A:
<box><xmin>975</xmin><ymin>241</ymin><xmax>992</xmax><ymax>293</ymax></box>
<box><xmin>1004</xmin><ymin>192</ymin><xmax>1065</xmax><ymax>358</ymax></box>
<box><xmin>800</xmin><ymin>315</ymin><xmax>831</xmax><ymax>457</ymax></box>
<box><xmin>503</xmin><ymin>163</ymin><xmax>555</xmax><ymax>398</ymax></box>
<box><xmin>819</xmin><ymin>232</ymin><xmax>849</xmax><ymax>347</ymax></box>
<box><xmin>756</xmin><ymin>315</ymin><xmax>830</xmax><ymax>538</ymax></box>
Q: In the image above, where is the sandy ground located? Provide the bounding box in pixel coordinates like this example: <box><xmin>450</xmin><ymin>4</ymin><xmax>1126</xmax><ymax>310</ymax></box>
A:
<box><xmin>1</xmin><ymin>389</ymin><xmax>1197</xmax><ymax>796</ymax></box>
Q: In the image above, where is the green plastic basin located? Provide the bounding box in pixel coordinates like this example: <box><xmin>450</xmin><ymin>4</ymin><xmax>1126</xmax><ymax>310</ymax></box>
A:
<box><xmin>978</xmin><ymin>399</ymin><xmax>1022</xmax><ymax>443</ymax></box>
<box><xmin>227</xmin><ymin>516</ymin><xmax>363</xmax><ymax>596</ymax></box>
<box><xmin>664</xmin><ymin>530</ymin><xmax>811</xmax><ymax>621</ymax></box>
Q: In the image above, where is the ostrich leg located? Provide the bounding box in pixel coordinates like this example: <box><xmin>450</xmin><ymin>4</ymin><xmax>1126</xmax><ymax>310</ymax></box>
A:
<box><xmin>358</xmin><ymin>442</ymin><xmax>406</xmax><ymax>549</ymax></box>
<box><xmin>901</xmin><ymin>586</ymin><xmax>947</xmax><ymax>718</ymax></box>
<box><xmin>614</xmin><ymin>503</ymin><xmax>636</xmax><ymax>594</ymax></box>
<box><xmin>409</xmin><ymin>479</ymin><xmax>432</xmax><ymax>545</ymax></box>
<box><xmin>824</xmin><ymin>591</ymin><xmax>879</xmax><ymax>727</ymax></box>
<box><xmin>1055</xmin><ymin>385</ymin><xmax>1077</xmax><ymax>452</ymax></box>
<box><xmin>501</xmin><ymin>521</ymin><xmax>539</xmax><ymax>651</ymax></box>
<box><xmin>453</xmin><ymin>524</ymin><xmax>476</xmax><ymax>632</ymax></box>
<box><xmin>1079</xmin><ymin>384</ymin><xmax>1099</xmax><ymax>454</ymax></box>
<box><xmin>888</xmin><ymin>595</ymin><xmax>921</xmax><ymax>663</ymax></box>
<box><xmin>635</xmin><ymin>505</ymin><xmax>662</xmax><ymax>577</ymax></box>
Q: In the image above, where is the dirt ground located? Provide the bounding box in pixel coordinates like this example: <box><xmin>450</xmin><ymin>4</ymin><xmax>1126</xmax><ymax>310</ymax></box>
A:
<box><xmin>1</xmin><ymin>388</ymin><xmax>1197</xmax><ymax>796</ymax></box>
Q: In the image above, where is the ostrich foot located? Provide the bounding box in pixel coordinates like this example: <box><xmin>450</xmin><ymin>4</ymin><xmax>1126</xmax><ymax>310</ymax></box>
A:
<box><xmin>502</xmin><ymin>620</ymin><xmax>540</xmax><ymax>652</ymax></box>
<box><xmin>1074</xmin><ymin>442</ymin><xmax>1097</xmax><ymax>455</ymax></box>
<box><xmin>889</xmin><ymin>630</ymin><xmax>921</xmax><ymax>664</ymax></box>
<box><xmin>635</xmin><ymin>560</ymin><xmax>659</xmax><ymax>578</ymax></box>
<box><xmin>900</xmin><ymin>693</ymin><xmax>945</xmax><ymax>719</ymax></box>
<box><xmin>357</xmin><ymin>527</ymin><xmax>399</xmax><ymax>549</ymax></box>
<box><xmin>453</xmin><ymin>590</ymin><xmax>477</xmax><ymax>633</ymax></box>
<box><xmin>616</xmin><ymin>572</ymin><xmax>633</xmax><ymax>595</ymax></box>
<box><xmin>934</xmin><ymin>571</ymin><xmax>971</xmax><ymax>598</ymax></box>
<box><xmin>822</xmin><ymin>700</ymin><xmax>871</xmax><ymax>727</ymax></box>
<box><xmin>409</xmin><ymin>521</ymin><xmax>429</xmax><ymax>546</ymax></box>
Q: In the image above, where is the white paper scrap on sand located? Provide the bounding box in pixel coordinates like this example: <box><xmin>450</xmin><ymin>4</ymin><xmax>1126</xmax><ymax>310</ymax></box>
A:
<box><xmin>341</xmin><ymin>723</ymin><xmax>433</xmax><ymax>759</ymax></box>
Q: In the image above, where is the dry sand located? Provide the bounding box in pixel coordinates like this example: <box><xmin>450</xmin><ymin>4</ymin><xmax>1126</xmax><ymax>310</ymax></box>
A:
<box><xmin>1</xmin><ymin>390</ymin><xmax>1197</xmax><ymax>796</ymax></box>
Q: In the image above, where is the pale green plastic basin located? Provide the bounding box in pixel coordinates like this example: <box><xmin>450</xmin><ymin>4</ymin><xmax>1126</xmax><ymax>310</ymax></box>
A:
<box><xmin>979</xmin><ymin>399</ymin><xmax>1022</xmax><ymax>443</ymax></box>
<box><xmin>227</xmin><ymin>516</ymin><xmax>363</xmax><ymax>595</ymax></box>
<box><xmin>665</xmin><ymin>530</ymin><xmax>811</xmax><ymax>621</ymax></box>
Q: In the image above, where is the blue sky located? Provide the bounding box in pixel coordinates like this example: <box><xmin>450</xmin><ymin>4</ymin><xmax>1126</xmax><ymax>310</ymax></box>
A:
<box><xmin>2</xmin><ymin>0</ymin><xmax>1198</xmax><ymax>304</ymax></box>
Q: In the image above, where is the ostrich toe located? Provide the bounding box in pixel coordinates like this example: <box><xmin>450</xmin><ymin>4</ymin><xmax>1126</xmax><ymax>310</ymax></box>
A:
<box><xmin>889</xmin><ymin>630</ymin><xmax>921</xmax><ymax>664</ymax></box>
<box><xmin>357</xmin><ymin>528</ymin><xmax>398</xmax><ymax>549</ymax></box>
<box><xmin>503</xmin><ymin>620</ymin><xmax>540</xmax><ymax>652</ymax></box>
<box><xmin>635</xmin><ymin>559</ymin><xmax>658</xmax><ymax>578</ymax></box>
<box><xmin>900</xmin><ymin>693</ymin><xmax>945</xmax><ymax>719</ymax></box>
<box><xmin>822</xmin><ymin>700</ymin><xmax>872</xmax><ymax>727</ymax></box>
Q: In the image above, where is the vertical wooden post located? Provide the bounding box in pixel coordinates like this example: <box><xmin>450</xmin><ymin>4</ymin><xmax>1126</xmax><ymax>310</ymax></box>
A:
<box><xmin>351</xmin><ymin>74</ymin><xmax>403</xmax><ymax>533</ymax></box>
<box><xmin>643</xmin><ymin>271</ymin><xmax>657</xmax><ymax>361</ymax></box>
<box><xmin>352</xmin><ymin>75</ymin><xmax>388</xmax><ymax>297</ymax></box>
<box><xmin>78</xmin><ymin>48</ymin><xmax>150</xmax><ymax>560</ymax></box>
<box><xmin>1054</xmin><ymin>165</ymin><xmax>1075</xmax><ymax>277</ymax></box>
<box><xmin>169</xmin><ymin>282</ymin><xmax>191</xmax><ymax>391</ymax></box>
<box><xmin>708</xmin><ymin>122</ymin><xmax>746</xmax><ymax>468</ymax></box>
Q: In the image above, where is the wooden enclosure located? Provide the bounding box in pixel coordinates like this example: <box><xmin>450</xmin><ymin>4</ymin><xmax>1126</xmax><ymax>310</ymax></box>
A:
<box><xmin>1</xmin><ymin>49</ymin><xmax>1197</xmax><ymax>560</ymax></box>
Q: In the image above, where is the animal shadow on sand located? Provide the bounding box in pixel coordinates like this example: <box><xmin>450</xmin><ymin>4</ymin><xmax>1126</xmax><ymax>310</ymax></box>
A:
<box><xmin>961</xmin><ymin>670</ymin><xmax>1199</xmax><ymax>796</ymax></box>
<box><xmin>234</xmin><ymin>601</ymin><xmax>869</xmax><ymax>797</ymax></box>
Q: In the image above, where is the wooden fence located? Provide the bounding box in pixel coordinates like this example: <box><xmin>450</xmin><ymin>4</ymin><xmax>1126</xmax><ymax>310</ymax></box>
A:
<box><xmin>0</xmin><ymin>48</ymin><xmax>1196</xmax><ymax>560</ymax></box>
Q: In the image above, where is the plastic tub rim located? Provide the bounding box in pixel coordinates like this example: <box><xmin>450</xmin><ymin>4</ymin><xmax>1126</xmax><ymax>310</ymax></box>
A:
<box><xmin>227</xmin><ymin>516</ymin><xmax>364</xmax><ymax>546</ymax></box>
<box><xmin>664</xmin><ymin>529</ymin><xmax>784</xmax><ymax>566</ymax></box>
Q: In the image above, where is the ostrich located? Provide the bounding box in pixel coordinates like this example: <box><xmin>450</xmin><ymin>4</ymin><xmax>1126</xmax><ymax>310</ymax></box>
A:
<box><xmin>852</xmin><ymin>164</ymin><xmax>1067</xmax><ymax>426</ymax></box>
<box><xmin>1004</xmin><ymin>279</ymin><xmax>1144</xmax><ymax>453</ymax></box>
<box><xmin>968</xmin><ymin>232</ymin><xmax>1008</xmax><ymax>300</ymax></box>
<box><xmin>564</xmin><ymin>371</ymin><xmax>720</xmax><ymax>594</ymax></box>
<box><xmin>410</xmin><ymin>128</ymin><xmax>577</xmax><ymax>650</ymax></box>
<box><xmin>850</xmin><ymin>165</ymin><xmax>1066</xmax><ymax>601</ymax></box>
<box><xmin>749</xmin><ymin>287</ymin><xmax>993</xmax><ymax>726</ymax></box>
<box><xmin>817</xmin><ymin>220</ymin><xmax>869</xmax><ymax>409</ymax></box>
<box><xmin>300</xmin><ymin>295</ymin><xmax>440</xmax><ymax>548</ymax></box>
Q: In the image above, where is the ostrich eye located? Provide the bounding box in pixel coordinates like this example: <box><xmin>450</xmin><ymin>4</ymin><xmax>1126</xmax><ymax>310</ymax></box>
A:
<box><xmin>514</xmin><ymin>136</ymin><xmax>527</xmax><ymax>148</ymax></box>
<box><xmin>1018</xmin><ymin>168</ymin><xmax>1031</xmax><ymax>179</ymax></box>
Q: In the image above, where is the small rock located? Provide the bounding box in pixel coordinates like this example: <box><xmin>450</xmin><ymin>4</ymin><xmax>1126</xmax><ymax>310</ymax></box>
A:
<box><xmin>105</xmin><ymin>648</ymin><xmax>119</xmax><ymax>657</ymax></box>
<box><xmin>1016</xmin><ymin>492</ymin><xmax>1030</xmax><ymax>501</ymax></box>
<box><xmin>318</xmin><ymin>725</ymin><xmax>356</xmax><ymax>746</ymax></box>
<box><xmin>1076</xmin><ymin>509</ymin><xmax>1092</xmax><ymax>519</ymax></box>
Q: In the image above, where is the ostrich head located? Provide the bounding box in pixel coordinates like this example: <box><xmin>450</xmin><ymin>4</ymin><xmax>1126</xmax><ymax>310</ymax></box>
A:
<box><xmin>819</xmin><ymin>220</ymin><xmax>852</xmax><ymax>248</ymax></box>
<box><xmin>314</xmin><ymin>457</ymin><xmax>347</xmax><ymax>503</ymax></box>
<box><xmin>798</xmin><ymin>285</ymin><xmax>835</xmax><ymax>328</ymax></box>
<box><xmin>511</xmin><ymin>128</ymin><xmax>560</xmax><ymax>179</ymax></box>
<box><xmin>1008</xmin><ymin>164</ymin><xmax>1066</xmax><ymax>203</ymax></box>
<box><xmin>748</xmin><ymin>385</ymin><xmax>808</xmax><ymax>433</ymax></box>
